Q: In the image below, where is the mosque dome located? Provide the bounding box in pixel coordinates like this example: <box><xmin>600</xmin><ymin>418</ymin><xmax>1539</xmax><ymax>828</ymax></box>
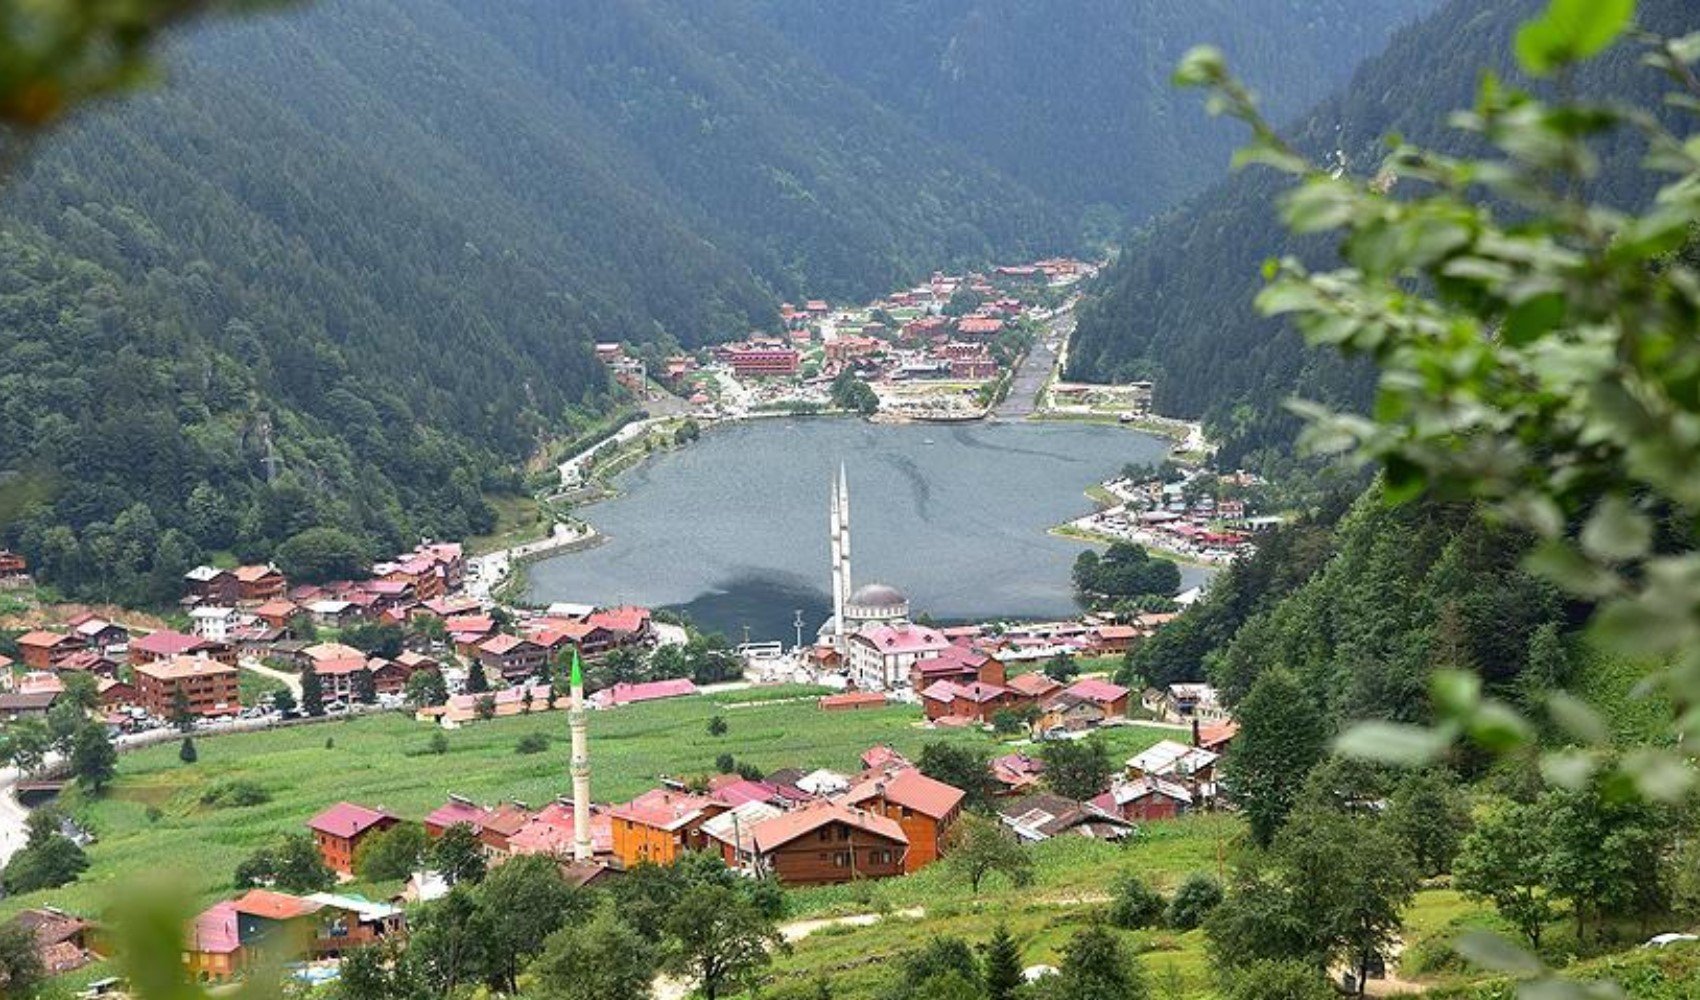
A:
<box><xmin>849</xmin><ymin>583</ymin><xmax>907</xmax><ymax>608</ymax></box>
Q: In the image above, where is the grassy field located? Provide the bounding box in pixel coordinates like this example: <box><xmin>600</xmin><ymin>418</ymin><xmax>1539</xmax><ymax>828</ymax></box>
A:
<box><xmin>4</xmin><ymin>689</ymin><xmax>1177</xmax><ymax>923</ymax></box>
<box><xmin>765</xmin><ymin>814</ymin><xmax>1506</xmax><ymax>1000</ymax></box>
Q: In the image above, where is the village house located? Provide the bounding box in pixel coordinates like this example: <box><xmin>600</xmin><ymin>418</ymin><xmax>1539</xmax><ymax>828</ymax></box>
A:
<box><xmin>188</xmin><ymin>605</ymin><xmax>239</xmax><ymax>642</ymax></box>
<box><xmin>66</xmin><ymin>613</ymin><xmax>129</xmax><ymax>654</ymax></box>
<box><xmin>836</xmin><ymin>766</ymin><xmax>964</xmax><ymax>873</ymax></box>
<box><xmin>742</xmin><ymin>800</ymin><xmax>908</xmax><ymax>885</ymax></box>
<box><xmin>55</xmin><ymin>649</ymin><xmax>120</xmax><ymax>678</ymax></box>
<box><xmin>919</xmin><ymin>679</ymin><xmax>1022</xmax><ymax>724</ymax></box>
<box><xmin>252</xmin><ymin>599</ymin><xmax>300</xmax><ymax>629</ymax></box>
<box><xmin>1155</xmin><ymin>683</ymin><xmax>1230</xmax><ymax>723</ymax></box>
<box><xmin>306</xmin><ymin>599</ymin><xmax>362</xmax><ymax>629</ymax></box>
<box><xmin>0</xmin><ymin>689</ymin><xmax>59</xmax><ymax>721</ymax></box>
<box><xmin>608</xmin><ymin>788</ymin><xmax>726</xmax><ymax>868</ymax></box>
<box><xmin>589</xmin><ymin>678</ymin><xmax>697</xmax><ymax>709</ymax></box>
<box><xmin>506</xmin><ymin>799</ymin><xmax>615</xmax><ymax>862</ymax></box>
<box><xmin>0</xmin><ymin>549</ymin><xmax>27</xmax><ymax>578</ymax></box>
<box><xmin>307</xmin><ymin>802</ymin><xmax>401</xmax><ymax>875</ymax></box>
<box><xmin>134</xmin><ymin>654</ymin><xmax>241</xmax><ymax>719</ymax></box>
<box><xmin>997</xmin><ymin>792</ymin><xmax>1134</xmax><ymax>843</ymax></box>
<box><xmin>1126</xmin><ymin>739</ymin><xmax>1220</xmax><ymax>802</ymax></box>
<box><xmin>818</xmin><ymin>690</ymin><xmax>888</xmax><ymax>712</ymax></box>
<box><xmin>1088</xmin><ymin>624</ymin><xmax>1141</xmax><ymax>655</ymax></box>
<box><xmin>234</xmin><ymin>565</ymin><xmax>288</xmax><ymax>604</ymax></box>
<box><xmin>184</xmin><ymin>889</ymin><xmax>405</xmax><ymax>982</ymax></box>
<box><xmin>1061</xmin><ymin>678</ymin><xmax>1130</xmax><ymax>718</ymax></box>
<box><xmin>183</xmin><ymin>565</ymin><xmax>239</xmax><ymax>605</ymax></box>
<box><xmin>584</xmin><ymin>605</ymin><xmax>654</xmax><ymax>646</ymax></box>
<box><xmin>476</xmin><ymin>634</ymin><xmax>548</xmax><ymax>683</ymax></box>
<box><xmin>847</xmin><ymin>622</ymin><xmax>953</xmax><ymax>691</ymax></box>
<box><xmin>909</xmin><ymin>643</ymin><xmax>1006</xmax><ymax>691</ymax></box>
<box><xmin>1035</xmin><ymin>691</ymin><xmax>1107</xmax><ymax>734</ymax></box>
<box><xmin>302</xmin><ymin>643</ymin><xmax>370</xmax><ymax>700</ymax></box>
<box><xmin>701</xmin><ymin>800</ymin><xmax>785</xmax><ymax>871</ymax></box>
<box><xmin>6</xmin><ymin>907</ymin><xmax>102</xmax><ymax>976</ymax></box>
<box><xmin>97</xmin><ymin>677</ymin><xmax>137</xmax><ymax>710</ymax></box>
<box><xmin>423</xmin><ymin>796</ymin><xmax>531</xmax><ymax>856</ymax></box>
<box><xmin>1090</xmin><ymin>776</ymin><xmax>1194</xmax><ymax>822</ymax></box>
<box><xmin>989</xmin><ymin>752</ymin><xmax>1046</xmax><ymax>796</ymax></box>
<box><xmin>1006</xmin><ymin>672</ymin><xmax>1063</xmax><ymax>702</ymax></box>
<box><xmin>129</xmin><ymin>630</ymin><xmax>235</xmax><ymax>667</ymax></box>
<box><xmin>14</xmin><ymin>630</ymin><xmax>85</xmax><ymax>671</ymax></box>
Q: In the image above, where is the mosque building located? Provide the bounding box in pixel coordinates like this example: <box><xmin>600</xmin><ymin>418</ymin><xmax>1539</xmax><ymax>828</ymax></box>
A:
<box><xmin>823</xmin><ymin>466</ymin><xmax>950</xmax><ymax>691</ymax></box>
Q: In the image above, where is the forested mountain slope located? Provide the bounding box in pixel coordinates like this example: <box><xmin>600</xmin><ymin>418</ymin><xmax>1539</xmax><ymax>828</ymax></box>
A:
<box><xmin>0</xmin><ymin>0</ymin><xmax>1443</xmax><ymax>602</ymax></box>
<box><xmin>1067</xmin><ymin>0</ymin><xmax>1694</xmax><ymax>468</ymax></box>
<box><xmin>752</xmin><ymin>0</ymin><xmax>1432</xmax><ymax>230</ymax></box>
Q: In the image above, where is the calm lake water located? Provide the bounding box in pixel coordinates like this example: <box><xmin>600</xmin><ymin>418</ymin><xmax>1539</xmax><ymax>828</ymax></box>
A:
<box><xmin>525</xmin><ymin>418</ymin><xmax>1211</xmax><ymax>642</ymax></box>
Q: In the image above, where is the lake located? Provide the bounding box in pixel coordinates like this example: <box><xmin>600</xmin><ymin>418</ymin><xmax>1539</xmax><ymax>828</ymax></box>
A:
<box><xmin>524</xmin><ymin>417</ymin><xmax>1211</xmax><ymax>642</ymax></box>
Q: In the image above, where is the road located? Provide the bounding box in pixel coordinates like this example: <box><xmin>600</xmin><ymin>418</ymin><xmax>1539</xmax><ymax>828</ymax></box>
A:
<box><xmin>993</xmin><ymin>311</ymin><xmax>1072</xmax><ymax>419</ymax></box>
<box><xmin>239</xmin><ymin>657</ymin><xmax>302</xmax><ymax>698</ymax></box>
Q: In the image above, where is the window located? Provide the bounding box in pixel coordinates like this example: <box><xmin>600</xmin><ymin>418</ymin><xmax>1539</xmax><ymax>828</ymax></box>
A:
<box><xmin>818</xmin><ymin>829</ymin><xmax>831</xmax><ymax>842</ymax></box>
<box><xmin>833</xmin><ymin>852</ymin><xmax>851</xmax><ymax>867</ymax></box>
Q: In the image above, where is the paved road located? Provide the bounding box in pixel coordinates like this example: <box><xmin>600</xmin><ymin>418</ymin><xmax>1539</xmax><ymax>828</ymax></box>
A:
<box><xmin>994</xmin><ymin>319</ymin><xmax>1066</xmax><ymax>419</ymax></box>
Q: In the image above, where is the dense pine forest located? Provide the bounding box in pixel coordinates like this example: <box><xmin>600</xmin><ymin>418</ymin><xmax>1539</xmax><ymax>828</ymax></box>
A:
<box><xmin>0</xmin><ymin>0</ymin><xmax>1427</xmax><ymax>603</ymax></box>
<box><xmin>1066</xmin><ymin>0</ymin><xmax>1694</xmax><ymax>469</ymax></box>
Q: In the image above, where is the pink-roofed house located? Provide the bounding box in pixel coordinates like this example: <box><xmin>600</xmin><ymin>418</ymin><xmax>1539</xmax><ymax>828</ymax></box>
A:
<box><xmin>507</xmin><ymin>800</ymin><xmax>614</xmax><ymax>861</ymax></box>
<box><xmin>847</xmin><ymin>623</ymin><xmax>952</xmax><ymax>690</ymax></box>
<box><xmin>1063</xmin><ymin>678</ymin><xmax>1130</xmax><ymax>718</ymax></box>
<box><xmin>306</xmin><ymin>802</ymin><xmax>400</xmax><ymax>874</ymax></box>
<box><xmin>589</xmin><ymin>677</ymin><xmax>697</xmax><ymax>708</ymax></box>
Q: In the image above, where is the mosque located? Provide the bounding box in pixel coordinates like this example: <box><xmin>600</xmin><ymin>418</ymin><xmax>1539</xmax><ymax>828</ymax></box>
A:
<box><xmin>820</xmin><ymin>466</ymin><xmax>952</xmax><ymax>690</ymax></box>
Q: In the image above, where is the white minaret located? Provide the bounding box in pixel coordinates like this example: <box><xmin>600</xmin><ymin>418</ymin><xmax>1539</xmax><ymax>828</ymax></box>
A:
<box><xmin>568</xmin><ymin>651</ymin><xmax>592</xmax><ymax>863</ymax></box>
<box><xmin>830</xmin><ymin>474</ymin><xmax>846</xmax><ymax>648</ymax></box>
<box><xmin>838</xmin><ymin>463</ymin><xmax>853</xmax><ymax>630</ymax></box>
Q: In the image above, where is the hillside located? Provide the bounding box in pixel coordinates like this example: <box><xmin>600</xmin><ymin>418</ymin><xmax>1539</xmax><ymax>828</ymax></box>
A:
<box><xmin>1066</xmin><ymin>0</ymin><xmax>1694</xmax><ymax>467</ymax></box>
<box><xmin>752</xmin><ymin>0</ymin><xmax>1432</xmax><ymax>231</ymax></box>
<box><xmin>0</xmin><ymin>0</ymin><xmax>1447</xmax><ymax>602</ymax></box>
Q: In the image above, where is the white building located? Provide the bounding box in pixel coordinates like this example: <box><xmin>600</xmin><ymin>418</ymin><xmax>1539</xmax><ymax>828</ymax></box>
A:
<box><xmin>188</xmin><ymin>606</ymin><xmax>238</xmax><ymax>642</ymax></box>
<box><xmin>847</xmin><ymin>621</ymin><xmax>952</xmax><ymax>691</ymax></box>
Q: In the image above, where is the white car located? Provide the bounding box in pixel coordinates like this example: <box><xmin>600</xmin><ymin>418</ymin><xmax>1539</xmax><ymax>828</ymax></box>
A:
<box><xmin>1644</xmin><ymin>933</ymin><xmax>1698</xmax><ymax>948</ymax></box>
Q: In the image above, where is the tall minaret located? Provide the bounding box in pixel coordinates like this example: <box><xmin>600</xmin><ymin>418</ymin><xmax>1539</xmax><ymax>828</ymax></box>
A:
<box><xmin>568</xmin><ymin>648</ymin><xmax>593</xmax><ymax>863</ymax></box>
<box><xmin>830</xmin><ymin>474</ymin><xmax>846</xmax><ymax>649</ymax></box>
<box><xmin>838</xmin><ymin>463</ymin><xmax>853</xmax><ymax>629</ymax></box>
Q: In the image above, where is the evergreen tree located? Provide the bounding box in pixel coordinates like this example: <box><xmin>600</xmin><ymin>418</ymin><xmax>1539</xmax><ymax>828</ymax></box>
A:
<box><xmin>301</xmin><ymin>668</ymin><xmax>326</xmax><ymax>717</ymax></box>
<box><xmin>983</xmin><ymin>924</ymin><xmax>1023</xmax><ymax>1000</ymax></box>
<box><xmin>179</xmin><ymin>737</ymin><xmax>198</xmax><ymax>764</ymax></box>
<box><xmin>405</xmin><ymin>669</ymin><xmax>449</xmax><ymax>707</ymax></box>
<box><xmin>464</xmin><ymin>662</ymin><xmax>489</xmax><ymax>694</ymax></box>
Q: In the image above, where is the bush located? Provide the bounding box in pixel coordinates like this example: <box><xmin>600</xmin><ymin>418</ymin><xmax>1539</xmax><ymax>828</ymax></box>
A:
<box><xmin>199</xmin><ymin>779</ymin><xmax>272</xmax><ymax>808</ymax></box>
<box><xmin>428</xmin><ymin>732</ymin><xmax>450</xmax><ymax>755</ymax></box>
<box><xmin>1107</xmin><ymin>875</ymin><xmax>1165</xmax><ymax>929</ymax></box>
<box><xmin>516</xmin><ymin>733</ymin><xmax>551</xmax><ymax>755</ymax></box>
<box><xmin>178</xmin><ymin>737</ymin><xmax>197</xmax><ymax>764</ymax></box>
<box><xmin>1165</xmin><ymin>872</ymin><xmax>1224</xmax><ymax>930</ymax></box>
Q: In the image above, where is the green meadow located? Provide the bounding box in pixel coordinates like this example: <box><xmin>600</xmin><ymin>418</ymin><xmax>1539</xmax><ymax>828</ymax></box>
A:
<box><xmin>4</xmin><ymin>687</ymin><xmax>1175</xmax><ymax>921</ymax></box>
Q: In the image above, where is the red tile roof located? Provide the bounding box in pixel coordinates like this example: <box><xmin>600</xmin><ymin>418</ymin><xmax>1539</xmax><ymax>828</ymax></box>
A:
<box><xmin>131</xmin><ymin>630</ymin><xmax>208</xmax><ymax>657</ymax></box>
<box><xmin>840</xmin><ymin>767</ymin><xmax>965</xmax><ymax>819</ymax></box>
<box><xmin>610</xmin><ymin>789</ymin><xmax>717</xmax><ymax>832</ymax></box>
<box><xmin>748</xmin><ymin>800</ymin><xmax>906</xmax><ymax>852</ymax></box>
<box><xmin>15</xmin><ymin>631</ymin><xmax>76</xmax><ymax>649</ymax></box>
<box><xmin>134</xmin><ymin>655</ymin><xmax>237</xmax><ymax>682</ymax></box>
<box><xmin>231</xmin><ymin>889</ymin><xmax>322</xmax><ymax>922</ymax></box>
<box><xmin>1007</xmin><ymin>673</ymin><xmax>1062</xmax><ymax>697</ymax></box>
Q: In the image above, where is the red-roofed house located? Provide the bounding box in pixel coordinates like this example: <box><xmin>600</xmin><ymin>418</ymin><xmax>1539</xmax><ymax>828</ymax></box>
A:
<box><xmin>609</xmin><ymin>789</ymin><xmax>725</xmax><ymax>867</ymax></box>
<box><xmin>234</xmin><ymin>565</ymin><xmax>288</xmax><ymax>603</ymax></box>
<box><xmin>848</xmin><ymin>623</ymin><xmax>952</xmax><ymax>690</ymax></box>
<box><xmin>909</xmin><ymin>644</ymin><xmax>1005</xmax><ymax>691</ymax></box>
<box><xmin>129</xmin><ymin>630</ymin><xmax>234</xmax><ymax>667</ymax></box>
<box><xmin>1089</xmin><ymin>625</ymin><xmax>1141</xmax><ymax>655</ymax></box>
<box><xmin>15</xmin><ymin>631</ymin><xmax>85</xmax><ymax>671</ymax></box>
<box><xmin>818</xmin><ymin>691</ymin><xmax>888</xmax><ymax>712</ymax></box>
<box><xmin>1063</xmin><ymin>678</ymin><xmax>1130</xmax><ymax>718</ymax></box>
<box><xmin>584</xmin><ymin>606</ymin><xmax>653</xmax><ymax>644</ymax></box>
<box><xmin>919</xmin><ymin>680</ymin><xmax>1022</xmax><ymax>724</ymax></box>
<box><xmin>837</xmin><ymin>767</ymin><xmax>965</xmax><ymax>872</ymax></box>
<box><xmin>476</xmin><ymin>634</ymin><xmax>548</xmax><ymax>682</ymax></box>
<box><xmin>990</xmin><ymin>752</ymin><xmax>1046</xmax><ymax>796</ymax></box>
<box><xmin>185</xmin><ymin>901</ymin><xmax>244</xmax><ymax>982</ymax></box>
<box><xmin>307</xmin><ymin>803</ymin><xmax>400</xmax><ymax>874</ymax></box>
<box><xmin>423</xmin><ymin>796</ymin><xmax>530</xmax><ymax>855</ymax></box>
<box><xmin>1006</xmin><ymin>672</ymin><xmax>1063</xmax><ymax>701</ymax></box>
<box><xmin>507</xmin><ymin>801</ymin><xmax>614</xmax><ymax>861</ymax></box>
<box><xmin>745</xmin><ymin>800</ymin><xmax>907</xmax><ymax>884</ymax></box>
